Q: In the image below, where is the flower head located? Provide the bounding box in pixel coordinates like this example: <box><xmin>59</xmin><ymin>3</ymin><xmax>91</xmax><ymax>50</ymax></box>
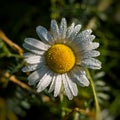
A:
<box><xmin>22</xmin><ymin>18</ymin><xmax>101</xmax><ymax>100</ymax></box>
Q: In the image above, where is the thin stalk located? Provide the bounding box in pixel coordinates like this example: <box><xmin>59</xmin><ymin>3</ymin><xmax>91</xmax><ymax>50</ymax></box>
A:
<box><xmin>86</xmin><ymin>69</ymin><xmax>102</xmax><ymax>120</ymax></box>
<box><xmin>60</xmin><ymin>88</ymin><xmax>66</xmax><ymax>118</ymax></box>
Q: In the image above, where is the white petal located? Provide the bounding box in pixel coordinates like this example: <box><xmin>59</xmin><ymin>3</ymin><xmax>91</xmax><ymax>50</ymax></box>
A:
<box><xmin>48</xmin><ymin>73</ymin><xmax>57</xmax><ymax>93</ymax></box>
<box><xmin>28</xmin><ymin>65</ymin><xmax>48</xmax><ymax>85</ymax></box>
<box><xmin>51</xmin><ymin>19</ymin><xmax>60</xmax><ymax>40</ymax></box>
<box><xmin>77</xmin><ymin>75</ymin><xmax>90</xmax><ymax>87</ymax></box>
<box><xmin>54</xmin><ymin>74</ymin><xmax>62</xmax><ymax>97</ymax></box>
<box><xmin>77</xmin><ymin>29</ymin><xmax>92</xmax><ymax>38</ymax></box>
<box><xmin>37</xmin><ymin>71</ymin><xmax>53</xmax><ymax>92</ymax></box>
<box><xmin>23</xmin><ymin>43</ymin><xmax>45</xmax><ymax>55</ymax></box>
<box><xmin>68</xmin><ymin>66</ymin><xmax>89</xmax><ymax>86</ymax></box>
<box><xmin>59</xmin><ymin>18</ymin><xmax>67</xmax><ymax>39</ymax></box>
<box><xmin>66</xmin><ymin>23</ymin><xmax>75</xmax><ymax>39</ymax></box>
<box><xmin>75</xmin><ymin>35</ymin><xmax>95</xmax><ymax>44</ymax></box>
<box><xmin>81</xmin><ymin>58</ymin><xmax>102</xmax><ymax>69</ymax></box>
<box><xmin>81</xmin><ymin>50</ymin><xmax>100</xmax><ymax>59</ymax></box>
<box><xmin>80</xmin><ymin>42</ymin><xmax>100</xmax><ymax>52</ymax></box>
<box><xmin>36</xmin><ymin>26</ymin><xmax>53</xmax><ymax>44</ymax></box>
<box><xmin>68</xmin><ymin>24</ymin><xmax>82</xmax><ymax>41</ymax></box>
<box><xmin>23</xmin><ymin>52</ymin><xmax>36</xmax><ymax>58</ymax></box>
<box><xmin>23</xmin><ymin>52</ymin><xmax>44</xmax><ymax>58</ymax></box>
<box><xmin>70</xmin><ymin>66</ymin><xmax>86</xmax><ymax>76</ymax></box>
<box><xmin>25</xmin><ymin>55</ymin><xmax>44</xmax><ymax>64</ymax></box>
<box><xmin>24</xmin><ymin>38</ymin><xmax>50</xmax><ymax>50</ymax></box>
<box><xmin>62</xmin><ymin>74</ymin><xmax>73</xmax><ymax>100</ymax></box>
<box><xmin>65</xmin><ymin>74</ymin><xmax>78</xmax><ymax>96</ymax></box>
<box><xmin>22</xmin><ymin>63</ymin><xmax>44</xmax><ymax>72</ymax></box>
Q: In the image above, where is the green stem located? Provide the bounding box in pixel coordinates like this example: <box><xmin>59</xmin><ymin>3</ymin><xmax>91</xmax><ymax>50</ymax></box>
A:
<box><xmin>86</xmin><ymin>69</ymin><xmax>102</xmax><ymax>120</ymax></box>
<box><xmin>60</xmin><ymin>89</ymin><xmax>66</xmax><ymax>118</ymax></box>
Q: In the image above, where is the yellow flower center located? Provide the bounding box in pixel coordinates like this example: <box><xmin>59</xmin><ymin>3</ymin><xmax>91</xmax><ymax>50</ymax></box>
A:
<box><xmin>45</xmin><ymin>44</ymin><xmax>75</xmax><ymax>74</ymax></box>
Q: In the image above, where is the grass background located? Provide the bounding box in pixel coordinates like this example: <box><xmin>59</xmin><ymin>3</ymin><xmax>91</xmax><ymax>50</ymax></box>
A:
<box><xmin>0</xmin><ymin>0</ymin><xmax>120</xmax><ymax>120</ymax></box>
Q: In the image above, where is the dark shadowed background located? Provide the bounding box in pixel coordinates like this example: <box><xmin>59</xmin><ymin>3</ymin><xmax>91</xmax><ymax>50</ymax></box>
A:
<box><xmin>0</xmin><ymin>0</ymin><xmax>120</xmax><ymax>120</ymax></box>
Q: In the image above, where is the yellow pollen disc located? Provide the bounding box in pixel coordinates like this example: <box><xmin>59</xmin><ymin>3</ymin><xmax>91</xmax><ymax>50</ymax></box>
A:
<box><xmin>45</xmin><ymin>44</ymin><xmax>75</xmax><ymax>74</ymax></box>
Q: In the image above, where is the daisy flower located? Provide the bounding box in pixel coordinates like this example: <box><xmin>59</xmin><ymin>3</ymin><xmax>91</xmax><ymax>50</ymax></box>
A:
<box><xmin>22</xmin><ymin>18</ymin><xmax>101</xmax><ymax>100</ymax></box>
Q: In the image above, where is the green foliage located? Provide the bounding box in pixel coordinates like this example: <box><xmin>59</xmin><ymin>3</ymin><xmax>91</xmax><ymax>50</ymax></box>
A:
<box><xmin>0</xmin><ymin>0</ymin><xmax>120</xmax><ymax>120</ymax></box>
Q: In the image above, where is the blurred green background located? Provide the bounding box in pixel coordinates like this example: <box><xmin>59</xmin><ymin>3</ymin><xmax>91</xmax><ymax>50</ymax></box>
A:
<box><xmin>0</xmin><ymin>0</ymin><xmax>120</xmax><ymax>120</ymax></box>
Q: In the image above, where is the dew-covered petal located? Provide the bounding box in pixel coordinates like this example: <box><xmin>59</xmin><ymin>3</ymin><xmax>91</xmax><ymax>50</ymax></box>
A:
<box><xmin>76</xmin><ymin>49</ymin><xmax>100</xmax><ymax>67</ymax></box>
<box><xmin>24</xmin><ymin>38</ymin><xmax>50</xmax><ymax>50</ymax></box>
<box><xmin>68</xmin><ymin>24</ymin><xmax>82</xmax><ymax>41</ymax></box>
<box><xmin>77</xmin><ymin>29</ymin><xmax>92</xmax><ymax>38</ymax></box>
<box><xmin>36</xmin><ymin>26</ymin><xmax>53</xmax><ymax>44</ymax></box>
<box><xmin>81</xmin><ymin>50</ymin><xmax>100</xmax><ymax>59</ymax></box>
<box><xmin>23</xmin><ymin>43</ymin><xmax>45</xmax><ymax>55</ymax></box>
<box><xmin>23</xmin><ymin>52</ymin><xmax>36</xmax><ymax>58</ymax></box>
<box><xmin>65</xmin><ymin>74</ymin><xmax>78</xmax><ymax>96</ymax></box>
<box><xmin>59</xmin><ymin>18</ymin><xmax>67</xmax><ymax>39</ymax></box>
<box><xmin>22</xmin><ymin>62</ymin><xmax>44</xmax><ymax>72</ymax></box>
<box><xmin>62</xmin><ymin>74</ymin><xmax>73</xmax><ymax>100</ymax></box>
<box><xmin>23</xmin><ymin>52</ymin><xmax>44</xmax><ymax>58</ymax></box>
<box><xmin>24</xmin><ymin>55</ymin><xmax>44</xmax><ymax>64</ymax></box>
<box><xmin>81</xmin><ymin>58</ymin><xmax>102</xmax><ymax>69</ymax></box>
<box><xmin>54</xmin><ymin>74</ymin><xmax>62</xmax><ymax>97</ymax></box>
<box><xmin>76</xmin><ymin>75</ymin><xmax>90</xmax><ymax>87</ymax></box>
<box><xmin>80</xmin><ymin>42</ymin><xmax>100</xmax><ymax>52</ymax></box>
<box><xmin>37</xmin><ymin>71</ymin><xmax>53</xmax><ymax>92</ymax></box>
<box><xmin>66</xmin><ymin>23</ymin><xmax>75</xmax><ymax>39</ymax></box>
<box><xmin>48</xmin><ymin>73</ymin><xmax>57</xmax><ymax>93</ymax></box>
<box><xmin>68</xmin><ymin>66</ymin><xmax>89</xmax><ymax>87</ymax></box>
<box><xmin>75</xmin><ymin>35</ymin><xmax>95</xmax><ymax>44</ymax></box>
<box><xmin>51</xmin><ymin>19</ymin><xmax>60</xmax><ymax>40</ymax></box>
<box><xmin>28</xmin><ymin>65</ymin><xmax>48</xmax><ymax>85</ymax></box>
